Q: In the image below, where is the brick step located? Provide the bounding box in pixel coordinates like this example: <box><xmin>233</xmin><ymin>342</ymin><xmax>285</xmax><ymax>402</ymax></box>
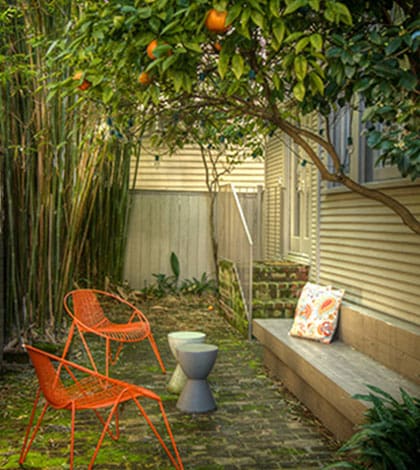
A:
<box><xmin>252</xmin><ymin>298</ymin><xmax>298</xmax><ymax>319</ymax></box>
<box><xmin>253</xmin><ymin>281</ymin><xmax>306</xmax><ymax>302</ymax></box>
<box><xmin>253</xmin><ymin>260</ymin><xmax>309</xmax><ymax>282</ymax></box>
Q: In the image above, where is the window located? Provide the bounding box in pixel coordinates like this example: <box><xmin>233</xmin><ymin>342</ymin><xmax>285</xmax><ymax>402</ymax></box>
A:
<box><xmin>322</xmin><ymin>103</ymin><xmax>404</xmax><ymax>187</ymax></box>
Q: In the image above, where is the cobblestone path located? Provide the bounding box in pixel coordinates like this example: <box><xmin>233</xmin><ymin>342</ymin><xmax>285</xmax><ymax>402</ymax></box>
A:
<box><xmin>0</xmin><ymin>295</ymin><xmax>341</xmax><ymax>469</ymax></box>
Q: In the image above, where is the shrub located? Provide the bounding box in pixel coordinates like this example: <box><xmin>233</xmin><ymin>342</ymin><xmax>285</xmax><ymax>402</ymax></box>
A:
<box><xmin>327</xmin><ymin>385</ymin><xmax>420</xmax><ymax>469</ymax></box>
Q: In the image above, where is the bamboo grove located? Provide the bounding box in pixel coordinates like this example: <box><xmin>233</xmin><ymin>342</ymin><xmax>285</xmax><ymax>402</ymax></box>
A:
<box><xmin>0</xmin><ymin>1</ymin><xmax>137</xmax><ymax>346</ymax></box>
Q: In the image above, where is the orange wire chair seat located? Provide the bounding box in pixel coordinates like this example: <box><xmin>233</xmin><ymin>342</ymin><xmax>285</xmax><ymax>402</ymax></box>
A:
<box><xmin>62</xmin><ymin>289</ymin><xmax>166</xmax><ymax>375</ymax></box>
<box><xmin>20</xmin><ymin>345</ymin><xmax>183</xmax><ymax>470</ymax></box>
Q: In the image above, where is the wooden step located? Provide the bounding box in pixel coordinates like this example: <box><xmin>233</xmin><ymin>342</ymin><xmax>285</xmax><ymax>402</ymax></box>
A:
<box><xmin>253</xmin><ymin>318</ymin><xmax>420</xmax><ymax>441</ymax></box>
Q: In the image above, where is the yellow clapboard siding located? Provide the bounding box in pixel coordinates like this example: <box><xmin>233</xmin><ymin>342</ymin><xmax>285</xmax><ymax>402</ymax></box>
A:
<box><xmin>320</xmin><ymin>184</ymin><xmax>420</xmax><ymax>325</ymax></box>
<box><xmin>322</xmin><ymin>243</ymin><xmax>420</xmax><ymax>268</ymax></box>
<box><xmin>130</xmin><ymin>141</ymin><xmax>264</xmax><ymax>191</ymax></box>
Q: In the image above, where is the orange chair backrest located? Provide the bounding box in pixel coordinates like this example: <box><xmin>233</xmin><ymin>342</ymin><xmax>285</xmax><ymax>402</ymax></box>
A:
<box><xmin>26</xmin><ymin>346</ymin><xmax>70</xmax><ymax>408</ymax></box>
<box><xmin>72</xmin><ymin>290</ymin><xmax>108</xmax><ymax>329</ymax></box>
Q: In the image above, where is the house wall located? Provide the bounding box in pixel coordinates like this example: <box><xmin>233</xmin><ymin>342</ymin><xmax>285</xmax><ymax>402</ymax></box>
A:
<box><xmin>264</xmin><ymin>124</ymin><xmax>420</xmax><ymax>328</ymax></box>
<box><xmin>264</xmin><ymin>116</ymin><xmax>320</xmax><ymax>276</ymax></box>
<box><xmin>264</xmin><ymin>135</ymin><xmax>284</xmax><ymax>259</ymax></box>
<box><xmin>319</xmin><ymin>182</ymin><xmax>420</xmax><ymax>326</ymax></box>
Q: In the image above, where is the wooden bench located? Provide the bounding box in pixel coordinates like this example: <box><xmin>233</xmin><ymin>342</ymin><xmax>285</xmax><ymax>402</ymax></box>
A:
<box><xmin>253</xmin><ymin>305</ymin><xmax>420</xmax><ymax>441</ymax></box>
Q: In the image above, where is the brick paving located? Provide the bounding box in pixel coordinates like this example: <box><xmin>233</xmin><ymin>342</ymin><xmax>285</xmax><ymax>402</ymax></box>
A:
<box><xmin>0</xmin><ymin>295</ymin><xmax>341</xmax><ymax>469</ymax></box>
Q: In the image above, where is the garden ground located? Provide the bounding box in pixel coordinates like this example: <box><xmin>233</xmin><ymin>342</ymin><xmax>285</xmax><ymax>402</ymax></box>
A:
<box><xmin>0</xmin><ymin>294</ymin><xmax>342</xmax><ymax>469</ymax></box>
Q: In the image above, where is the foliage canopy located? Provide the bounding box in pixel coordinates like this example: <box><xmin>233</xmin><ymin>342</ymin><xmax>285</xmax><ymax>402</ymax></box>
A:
<box><xmin>58</xmin><ymin>0</ymin><xmax>420</xmax><ymax>232</ymax></box>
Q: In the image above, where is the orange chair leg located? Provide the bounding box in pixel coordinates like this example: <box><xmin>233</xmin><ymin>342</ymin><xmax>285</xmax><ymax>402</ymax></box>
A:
<box><xmin>147</xmin><ymin>333</ymin><xmax>166</xmax><ymax>374</ymax></box>
<box><xmin>132</xmin><ymin>396</ymin><xmax>184</xmax><ymax>470</ymax></box>
<box><xmin>88</xmin><ymin>400</ymin><xmax>121</xmax><ymax>469</ymax></box>
<box><xmin>19</xmin><ymin>389</ymin><xmax>49</xmax><ymax>465</ymax></box>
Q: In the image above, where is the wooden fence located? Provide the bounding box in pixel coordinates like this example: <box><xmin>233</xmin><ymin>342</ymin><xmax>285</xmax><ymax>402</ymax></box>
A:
<box><xmin>124</xmin><ymin>188</ymin><xmax>263</xmax><ymax>290</ymax></box>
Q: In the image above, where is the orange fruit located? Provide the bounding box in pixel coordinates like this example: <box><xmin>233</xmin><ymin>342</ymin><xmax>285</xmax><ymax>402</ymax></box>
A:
<box><xmin>138</xmin><ymin>71</ymin><xmax>152</xmax><ymax>85</ymax></box>
<box><xmin>73</xmin><ymin>71</ymin><xmax>91</xmax><ymax>90</ymax></box>
<box><xmin>147</xmin><ymin>39</ymin><xmax>172</xmax><ymax>60</ymax></box>
<box><xmin>205</xmin><ymin>9</ymin><xmax>230</xmax><ymax>33</ymax></box>
<box><xmin>214</xmin><ymin>41</ymin><xmax>222</xmax><ymax>52</ymax></box>
<box><xmin>147</xmin><ymin>39</ymin><xmax>159</xmax><ymax>59</ymax></box>
<box><xmin>73</xmin><ymin>71</ymin><xmax>84</xmax><ymax>80</ymax></box>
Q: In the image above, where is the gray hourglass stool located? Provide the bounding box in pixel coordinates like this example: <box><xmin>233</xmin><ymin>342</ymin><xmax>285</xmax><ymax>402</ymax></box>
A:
<box><xmin>176</xmin><ymin>343</ymin><xmax>218</xmax><ymax>413</ymax></box>
<box><xmin>167</xmin><ymin>331</ymin><xmax>206</xmax><ymax>394</ymax></box>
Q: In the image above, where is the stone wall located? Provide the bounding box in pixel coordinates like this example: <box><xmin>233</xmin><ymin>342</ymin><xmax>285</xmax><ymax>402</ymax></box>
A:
<box><xmin>252</xmin><ymin>261</ymin><xmax>309</xmax><ymax>319</ymax></box>
<box><xmin>218</xmin><ymin>259</ymin><xmax>248</xmax><ymax>337</ymax></box>
<box><xmin>218</xmin><ymin>259</ymin><xmax>309</xmax><ymax>336</ymax></box>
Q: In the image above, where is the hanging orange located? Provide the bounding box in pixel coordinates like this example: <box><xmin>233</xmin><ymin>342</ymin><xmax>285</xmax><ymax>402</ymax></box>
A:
<box><xmin>146</xmin><ymin>39</ymin><xmax>172</xmax><ymax>60</ymax></box>
<box><xmin>205</xmin><ymin>9</ymin><xmax>230</xmax><ymax>33</ymax></box>
<box><xmin>147</xmin><ymin>39</ymin><xmax>159</xmax><ymax>59</ymax></box>
<box><xmin>73</xmin><ymin>71</ymin><xmax>91</xmax><ymax>90</ymax></box>
<box><xmin>138</xmin><ymin>71</ymin><xmax>152</xmax><ymax>85</ymax></box>
<box><xmin>214</xmin><ymin>41</ymin><xmax>223</xmax><ymax>52</ymax></box>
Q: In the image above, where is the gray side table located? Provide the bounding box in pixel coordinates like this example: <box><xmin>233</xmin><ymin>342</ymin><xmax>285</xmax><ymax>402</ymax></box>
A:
<box><xmin>167</xmin><ymin>331</ymin><xmax>206</xmax><ymax>393</ymax></box>
<box><xmin>176</xmin><ymin>343</ymin><xmax>218</xmax><ymax>413</ymax></box>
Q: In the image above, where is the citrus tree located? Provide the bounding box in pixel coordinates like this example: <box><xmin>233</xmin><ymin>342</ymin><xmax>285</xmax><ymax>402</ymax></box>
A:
<box><xmin>60</xmin><ymin>0</ymin><xmax>420</xmax><ymax>233</ymax></box>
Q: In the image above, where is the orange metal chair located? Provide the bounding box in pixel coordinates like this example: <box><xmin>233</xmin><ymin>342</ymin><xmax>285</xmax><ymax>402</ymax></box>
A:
<box><xmin>20</xmin><ymin>345</ymin><xmax>183</xmax><ymax>470</ymax></box>
<box><xmin>62</xmin><ymin>289</ymin><xmax>166</xmax><ymax>376</ymax></box>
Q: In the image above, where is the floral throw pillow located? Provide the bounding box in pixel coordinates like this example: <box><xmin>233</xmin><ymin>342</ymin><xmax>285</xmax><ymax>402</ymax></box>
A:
<box><xmin>289</xmin><ymin>282</ymin><xmax>345</xmax><ymax>344</ymax></box>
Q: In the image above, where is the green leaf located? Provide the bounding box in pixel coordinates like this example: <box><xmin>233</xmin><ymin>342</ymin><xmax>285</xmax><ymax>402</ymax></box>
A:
<box><xmin>102</xmin><ymin>87</ymin><xmax>113</xmax><ymax>104</ymax></box>
<box><xmin>294</xmin><ymin>55</ymin><xmax>308</xmax><ymax>81</ymax></box>
<box><xmin>162</xmin><ymin>54</ymin><xmax>177</xmax><ymax>72</ymax></box>
<box><xmin>170</xmin><ymin>252</ymin><xmax>180</xmax><ymax>279</ymax></box>
<box><xmin>218</xmin><ymin>51</ymin><xmax>230</xmax><ymax>79</ymax></box>
<box><xmin>385</xmin><ymin>37</ymin><xmax>402</xmax><ymax>55</ymax></box>
<box><xmin>335</xmin><ymin>2</ymin><xmax>352</xmax><ymax>25</ymax></box>
<box><xmin>137</xmin><ymin>7</ymin><xmax>152</xmax><ymax>19</ymax></box>
<box><xmin>309</xmin><ymin>33</ymin><xmax>323</xmax><ymax>51</ymax></box>
<box><xmin>232</xmin><ymin>53</ymin><xmax>244</xmax><ymax>79</ymax></box>
<box><xmin>120</xmin><ymin>5</ymin><xmax>138</xmax><ymax>14</ymax></box>
<box><xmin>161</xmin><ymin>19</ymin><xmax>181</xmax><ymax>35</ymax></box>
<box><xmin>293</xmin><ymin>80</ymin><xmax>306</xmax><ymax>101</ymax></box>
<box><xmin>367</xmin><ymin>130</ymin><xmax>382</xmax><ymax>148</ymax></box>
<box><xmin>272</xmin><ymin>19</ymin><xmax>286</xmax><ymax>46</ymax></box>
<box><xmin>284</xmin><ymin>0</ymin><xmax>307</xmax><ymax>16</ymax></box>
<box><xmin>269</xmin><ymin>0</ymin><xmax>281</xmax><ymax>17</ymax></box>
<box><xmin>226</xmin><ymin>3</ymin><xmax>242</xmax><ymax>25</ymax></box>
<box><xmin>308</xmin><ymin>0</ymin><xmax>320</xmax><ymax>10</ymax></box>
<box><xmin>172</xmin><ymin>72</ymin><xmax>183</xmax><ymax>92</ymax></box>
<box><xmin>284</xmin><ymin>31</ymin><xmax>304</xmax><ymax>44</ymax></box>
<box><xmin>184</xmin><ymin>42</ymin><xmax>202</xmax><ymax>54</ymax></box>
<box><xmin>296</xmin><ymin>37</ymin><xmax>310</xmax><ymax>54</ymax></box>
<box><xmin>272</xmin><ymin>73</ymin><xmax>281</xmax><ymax>90</ymax></box>
<box><xmin>345</xmin><ymin>65</ymin><xmax>355</xmax><ymax>78</ymax></box>
<box><xmin>251</xmin><ymin>11</ymin><xmax>265</xmax><ymax>29</ymax></box>
<box><xmin>399</xmin><ymin>71</ymin><xmax>417</xmax><ymax>90</ymax></box>
<box><xmin>309</xmin><ymin>71</ymin><xmax>324</xmax><ymax>95</ymax></box>
<box><xmin>240</xmin><ymin>7</ymin><xmax>251</xmax><ymax>28</ymax></box>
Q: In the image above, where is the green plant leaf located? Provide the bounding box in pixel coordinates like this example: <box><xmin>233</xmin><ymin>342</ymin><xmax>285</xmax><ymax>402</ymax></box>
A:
<box><xmin>309</xmin><ymin>71</ymin><xmax>324</xmax><ymax>95</ymax></box>
<box><xmin>296</xmin><ymin>37</ymin><xmax>310</xmax><ymax>54</ymax></box>
<box><xmin>232</xmin><ymin>54</ymin><xmax>244</xmax><ymax>79</ymax></box>
<box><xmin>284</xmin><ymin>0</ymin><xmax>307</xmax><ymax>16</ymax></box>
<box><xmin>170</xmin><ymin>252</ymin><xmax>180</xmax><ymax>279</ymax></box>
<box><xmin>309</xmin><ymin>33</ymin><xmax>323</xmax><ymax>51</ymax></box>
<box><xmin>218</xmin><ymin>51</ymin><xmax>230</xmax><ymax>79</ymax></box>
<box><xmin>293</xmin><ymin>81</ymin><xmax>306</xmax><ymax>101</ymax></box>
<box><xmin>272</xmin><ymin>19</ymin><xmax>286</xmax><ymax>46</ymax></box>
<box><xmin>294</xmin><ymin>55</ymin><xmax>308</xmax><ymax>81</ymax></box>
